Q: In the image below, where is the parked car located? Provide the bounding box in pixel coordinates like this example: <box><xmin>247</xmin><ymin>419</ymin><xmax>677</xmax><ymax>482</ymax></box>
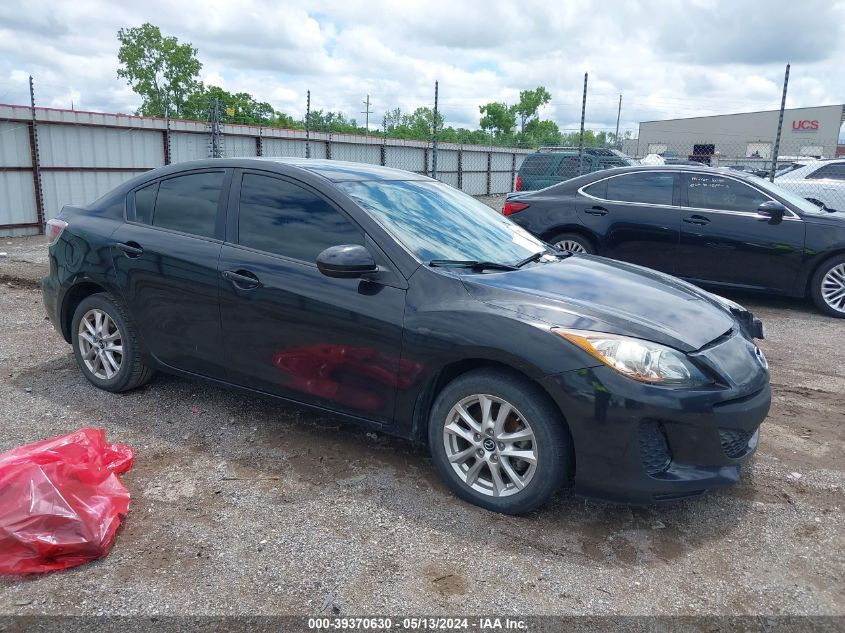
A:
<box><xmin>515</xmin><ymin>147</ymin><xmax>635</xmax><ymax>191</ymax></box>
<box><xmin>775</xmin><ymin>159</ymin><xmax>845</xmax><ymax>212</ymax></box>
<box><xmin>43</xmin><ymin>159</ymin><xmax>770</xmax><ymax>514</ymax></box>
<box><xmin>503</xmin><ymin>165</ymin><xmax>845</xmax><ymax>318</ymax></box>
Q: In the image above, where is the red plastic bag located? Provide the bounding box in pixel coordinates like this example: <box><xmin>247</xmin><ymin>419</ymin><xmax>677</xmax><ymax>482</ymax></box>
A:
<box><xmin>0</xmin><ymin>428</ymin><xmax>133</xmax><ymax>574</ymax></box>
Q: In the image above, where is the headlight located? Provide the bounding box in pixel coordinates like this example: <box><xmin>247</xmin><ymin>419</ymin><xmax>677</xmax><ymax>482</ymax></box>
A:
<box><xmin>552</xmin><ymin>328</ymin><xmax>711</xmax><ymax>386</ymax></box>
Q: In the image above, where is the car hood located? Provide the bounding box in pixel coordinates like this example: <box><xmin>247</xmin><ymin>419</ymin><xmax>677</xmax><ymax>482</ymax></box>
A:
<box><xmin>461</xmin><ymin>255</ymin><xmax>736</xmax><ymax>352</ymax></box>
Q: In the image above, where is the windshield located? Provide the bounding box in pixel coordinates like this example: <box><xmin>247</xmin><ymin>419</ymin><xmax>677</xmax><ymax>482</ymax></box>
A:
<box><xmin>340</xmin><ymin>179</ymin><xmax>547</xmax><ymax>266</ymax></box>
<box><xmin>744</xmin><ymin>174</ymin><xmax>830</xmax><ymax>214</ymax></box>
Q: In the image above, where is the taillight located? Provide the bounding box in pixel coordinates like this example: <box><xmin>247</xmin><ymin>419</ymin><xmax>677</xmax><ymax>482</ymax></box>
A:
<box><xmin>46</xmin><ymin>218</ymin><xmax>67</xmax><ymax>246</ymax></box>
<box><xmin>515</xmin><ymin>175</ymin><xmax>523</xmax><ymax>191</ymax></box>
<box><xmin>503</xmin><ymin>201</ymin><xmax>529</xmax><ymax>216</ymax></box>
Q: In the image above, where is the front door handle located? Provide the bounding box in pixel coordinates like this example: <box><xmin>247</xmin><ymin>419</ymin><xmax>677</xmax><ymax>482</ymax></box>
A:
<box><xmin>584</xmin><ymin>206</ymin><xmax>608</xmax><ymax>216</ymax></box>
<box><xmin>222</xmin><ymin>269</ymin><xmax>261</xmax><ymax>290</ymax></box>
<box><xmin>683</xmin><ymin>215</ymin><xmax>711</xmax><ymax>226</ymax></box>
<box><xmin>115</xmin><ymin>241</ymin><xmax>144</xmax><ymax>257</ymax></box>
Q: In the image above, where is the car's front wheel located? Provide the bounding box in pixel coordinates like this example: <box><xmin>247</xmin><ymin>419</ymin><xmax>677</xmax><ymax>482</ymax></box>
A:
<box><xmin>811</xmin><ymin>255</ymin><xmax>845</xmax><ymax>318</ymax></box>
<box><xmin>71</xmin><ymin>293</ymin><xmax>155</xmax><ymax>392</ymax></box>
<box><xmin>549</xmin><ymin>232</ymin><xmax>595</xmax><ymax>254</ymax></box>
<box><xmin>428</xmin><ymin>369</ymin><xmax>571</xmax><ymax>514</ymax></box>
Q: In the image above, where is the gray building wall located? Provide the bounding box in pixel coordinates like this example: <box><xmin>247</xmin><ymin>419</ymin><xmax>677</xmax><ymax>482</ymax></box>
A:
<box><xmin>630</xmin><ymin>105</ymin><xmax>845</xmax><ymax>160</ymax></box>
<box><xmin>0</xmin><ymin>104</ymin><xmax>530</xmax><ymax>236</ymax></box>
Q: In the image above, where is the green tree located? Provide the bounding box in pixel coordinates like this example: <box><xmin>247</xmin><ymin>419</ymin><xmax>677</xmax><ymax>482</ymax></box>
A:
<box><xmin>183</xmin><ymin>86</ymin><xmax>275</xmax><ymax>125</ymax></box>
<box><xmin>512</xmin><ymin>87</ymin><xmax>551</xmax><ymax>134</ymax></box>
<box><xmin>479</xmin><ymin>102</ymin><xmax>516</xmax><ymax>138</ymax></box>
<box><xmin>117</xmin><ymin>23</ymin><xmax>202</xmax><ymax>117</ymax></box>
<box><xmin>523</xmin><ymin>119</ymin><xmax>562</xmax><ymax>147</ymax></box>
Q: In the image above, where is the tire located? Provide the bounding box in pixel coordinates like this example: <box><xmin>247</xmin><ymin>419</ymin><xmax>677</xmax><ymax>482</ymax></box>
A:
<box><xmin>427</xmin><ymin>369</ymin><xmax>572</xmax><ymax>514</ymax></box>
<box><xmin>810</xmin><ymin>254</ymin><xmax>845</xmax><ymax>318</ymax></box>
<box><xmin>548</xmin><ymin>232</ymin><xmax>595</xmax><ymax>255</ymax></box>
<box><xmin>71</xmin><ymin>293</ymin><xmax>155</xmax><ymax>392</ymax></box>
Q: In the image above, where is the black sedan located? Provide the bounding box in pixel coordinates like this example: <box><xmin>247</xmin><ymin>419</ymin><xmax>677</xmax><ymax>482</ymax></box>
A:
<box><xmin>43</xmin><ymin>159</ymin><xmax>770</xmax><ymax>513</ymax></box>
<box><xmin>504</xmin><ymin>165</ymin><xmax>845</xmax><ymax>318</ymax></box>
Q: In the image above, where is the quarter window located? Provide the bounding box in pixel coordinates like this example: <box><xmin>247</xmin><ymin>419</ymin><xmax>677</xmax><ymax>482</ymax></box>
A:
<box><xmin>806</xmin><ymin>164</ymin><xmax>845</xmax><ymax>181</ymax></box>
<box><xmin>520</xmin><ymin>155</ymin><xmax>553</xmax><ymax>175</ymax></box>
<box><xmin>596</xmin><ymin>173</ymin><xmax>675</xmax><ymax>205</ymax></box>
<box><xmin>133</xmin><ymin>182</ymin><xmax>157</xmax><ymax>224</ymax></box>
<box><xmin>687</xmin><ymin>174</ymin><xmax>769</xmax><ymax>212</ymax></box>
<box><xmin>556</xmin><ymin>156</ymin><xmax>588</xmax><ymax>178</ymax></box>
<box><xmin>237</xmin><ymin>173</ymin><xmax>362</xmax><ymax>262</ymax></box>
<box><xmin>152</xmin><ymin>172</ymin><xmax>225</xmax><ymax>238</ymax></box>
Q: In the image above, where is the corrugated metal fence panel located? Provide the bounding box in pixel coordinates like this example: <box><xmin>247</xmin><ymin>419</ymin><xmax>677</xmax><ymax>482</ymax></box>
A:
<box><xmin>331</xmin><ymin>142</ymin><xmax>381</xmax><ymax>164</ymax></box>
<box><xmin>436</xmin><ymin>172</ymin><xmax>459</xmax><ymax>188</ymax></box>
<box><xmin>386</xmin><ymin>146</ymin><xmax>426</xmax><ymax>173</ymax></box>
<box><xmin>462</xmin><ymin>173</ymin><xmax>488</xmax><ymax>195</ymax></box>
<box><xmin>225</xmin><ymin>135</ymin><xmax>257</xmax><ymax>157</ymax></box>
<box><xmin>262</xmin><ymin>138</ymin><xmax>308</xmax><ymax>158</ymax></box>
<box><xmin>0</xmin><ymin>171</ymin><xmax>37</xmax><ymax>225</ymax></box>
<box><xmin>462</xmin><ymin>149</ymin><xmax>489</xmax><ymax>172</ymax></box>
<box><xmin>490</xmin><ymin>172</ymin><xmax>513</xmax><ymax>194</ymax></box>
<box><xmin>0</xmin><ymin>122</ymin><xmax>32</xmax><ymax>167</ymax></box>
<box><xmin>436</xmin><ymin>149</ymin><xmax>459</xmax><ymax>171</ymax></box>
<box><xmin>491</xmin><ymin>152</ymin><xmax>514</xmax><ymax>171</ymax></box>
<box><xmin>170</xmin><ymin>132</ymin><xmax>208</xmax><ymax>163</ymax></box>
<box><xmin>41</xmin><ymin>171</ymin><xmax>147</xmax><ymax>220</ymax></box>
<box><xmin>39</xmin><ymin>125</ymin><xmax>164</xmax><ymax>168</ymax></box>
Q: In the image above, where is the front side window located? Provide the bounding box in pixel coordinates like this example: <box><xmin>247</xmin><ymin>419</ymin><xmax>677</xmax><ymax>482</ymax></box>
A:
<box><xmin>807</xmin><ymin>164</ymin><xmax>845</xmax><ymax>181</ymax></box>
<box><xmin>595</xmin><ymin>172</ymin><xmax>675</xmax><ymax>206</ymax></box>
<box><xmin>686</xmin><ymin>174</ymin><xmax>769</xmax><ymax>212</ymax></box>
<box><xmin>237</xmin><ymin>173</ymin><xmax>362</xmax><ymax>262</ymax></box>
<box><xmin>340</xmin><ymin>179</ymin><xmax>545</xmax><ymax>266</ymax></box>
<box><xmin>153</xmin><ymin>172</ymin><xmax>225</xmax><ymax>238</ymax></box>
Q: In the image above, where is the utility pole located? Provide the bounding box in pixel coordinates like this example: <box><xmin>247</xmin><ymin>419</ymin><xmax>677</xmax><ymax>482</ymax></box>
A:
<box><xmin>431</xmin><ymin>81</ymin><xmax>439</xmax><ymax>179</ymax></box>
<box><xmin>578</xmin><ymin>72</ymin><xmax>588</xmax><ymax>174</ymax></box>
<box><xmin>770</xmin><ymin>63</ymin><xmax>790</xmax><ymax>182</ymax></box>
<box><xmin>361</xmin><ymin>94</ymin><xmax>372</xmax><ymax>132</ymax></box>
<box><xmin>614</xmin><ymin>94</ymin><xmax>622</xmax><ymax>149</ymax></box>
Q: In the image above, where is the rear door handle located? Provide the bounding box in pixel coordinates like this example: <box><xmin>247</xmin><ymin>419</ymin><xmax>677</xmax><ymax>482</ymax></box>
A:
<box><xmin>222</xmin><ymin>269</ymin><xmax>261</xmax><ymax>290</ymax></box>
<box><xmin>115</xmin><ymin>241</ymin><xmax>143</xmax><ymax>257</ymax></box>
<box><xmin>584</xmin><ymin>206</ymin><xmax>608</xmax><ymax>216</ymax></box>
<box><xmin>683</xmin><ymin>215</ymin><xmax>711</xmax><ymax>226</ymax></box>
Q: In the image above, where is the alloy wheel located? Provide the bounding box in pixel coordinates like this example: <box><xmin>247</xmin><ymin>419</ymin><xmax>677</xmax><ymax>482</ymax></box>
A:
<box><xmin>77</xmin><ymin>308</ymin><xmax>123</xmax><ymax>379</ymax></box>
<box><xmin>555</xmin><ymin>239</ymin><xmax>587</xmax><ymax>254</ymax></box>
<box><xmin>821</xmin><ymin>263</ymin><xmax>845</xmax><ymax>314</ymax></box>
<box><xmin>442</xmin><ymin>394</ymin><xmax>537</xmax><ymax>497</ymax></box>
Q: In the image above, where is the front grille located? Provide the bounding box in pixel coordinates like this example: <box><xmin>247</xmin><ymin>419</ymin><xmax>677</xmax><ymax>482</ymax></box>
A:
<box><xmin>638</xmin><ymin>420</ymin><xmax>672</xmax><ymax>475</ymax></box>
<box><xmin>719</xmin><ymin>428</ymin><xmax>754</xmax><ymax>458</ymax></box>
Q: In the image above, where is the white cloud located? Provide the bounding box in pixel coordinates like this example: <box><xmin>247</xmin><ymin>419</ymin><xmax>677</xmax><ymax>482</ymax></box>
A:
<box><xmin>0</xmin><ymin>0</ymin><xmax>843</xmax><ymax>137</ymax></box>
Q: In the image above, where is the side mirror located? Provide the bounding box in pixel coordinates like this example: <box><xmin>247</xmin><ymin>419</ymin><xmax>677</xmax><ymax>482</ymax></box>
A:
<box><xmin>756</xmin><ymin>200</ymin><xmax>786</xmax><ymax>222</ymax></box>
<box><xmin>316</xmin><ymin>244</ymin><xmax>378</xmax><ymax>279</ymax></box>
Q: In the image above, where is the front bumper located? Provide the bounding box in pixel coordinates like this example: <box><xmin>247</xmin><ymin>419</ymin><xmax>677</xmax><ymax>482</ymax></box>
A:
<box><xmin>540</xmin><ymin>343</ymin><xmax>771</xmax><ymax>504</ymax></box>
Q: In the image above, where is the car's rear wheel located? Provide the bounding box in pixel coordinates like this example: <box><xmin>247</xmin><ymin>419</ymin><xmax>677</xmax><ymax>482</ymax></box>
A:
<box><xmin>71</xmin><ymin>293</ymin><xmax>155</xmax><ymax>391</ymax></box>
<box><xmin>428</xmin><ymin>369</ymin><xmax>571</xmax><ymax>514</ymax></box>
<box><xmin>549</xmin><ymin>232</ymin><xmax>594</xmax><ymax>254</ymax></box>
<box><xmin>811</xmin><ymin>255</ymin><xmax>845</xmax><ymax>318</ymax></box>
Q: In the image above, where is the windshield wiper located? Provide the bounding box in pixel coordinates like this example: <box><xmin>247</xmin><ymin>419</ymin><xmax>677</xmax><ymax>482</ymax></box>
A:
<box><xmin>428</xmin><ymin>259</ymin><xmax>518</xmax><ymax>272</ymax></box>
<box><xmin>514</xmin><ymin>249</ymin><xmax>570</xmax><ymax>268</ymax></box>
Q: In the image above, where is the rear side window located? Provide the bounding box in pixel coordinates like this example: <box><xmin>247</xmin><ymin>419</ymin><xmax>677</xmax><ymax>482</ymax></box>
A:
<box><xmin>601</xmin><ymin>173</ymin><xmax>675</xmax><ymax>205</ymax></box>
<box><xmin>237</xmin><ymin>173</ymin><xmax>362</xmax><ymax>262</ymax></box>
<box><xmin>521</xmin><ymin>155</ymin><xmax>553</xmax><ymax>175</ymax></box>
<box><xmin>133</xmin><ymin>182</ymin><xmax>157</xmax><ymax>224</ymax></box>
<box><xmin>152</xmin><ymin>172</ymin><xmax>225</xmax><ymax>238</ymax></box>
<box><xmin>806</xmin><ymin>164</ymin><xmax>845</xmax><ymax>181</ymax></box>
<box><xmin>687</xmin><ymin>174</ymin><xmax>769</xmax><ymax>212</ymax></box>
<box><xmin>556</xmin><ymin>156</ymin><xmax>587</xmax><ymax>178</ymax></box>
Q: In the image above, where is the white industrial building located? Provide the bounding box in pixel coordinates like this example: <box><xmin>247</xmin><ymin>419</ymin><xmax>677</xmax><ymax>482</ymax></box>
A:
<box><xmin>623</xmin><ymin>104</ymin><xmax>845</xmax><ymax>164</ymax></box>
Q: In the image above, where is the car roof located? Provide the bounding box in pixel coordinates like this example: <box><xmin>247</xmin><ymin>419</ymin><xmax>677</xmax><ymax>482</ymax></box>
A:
<box><xmin>149</xmin><ymin>157</ymin><xmax>434</xmax><ymax>183</ymax></box>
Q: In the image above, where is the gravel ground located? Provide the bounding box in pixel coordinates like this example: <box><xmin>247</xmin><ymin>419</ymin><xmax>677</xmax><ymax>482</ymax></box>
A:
<box><xmin>0</xmin><ymin>230</ymin><xmax>842</xmax><ymax>618</ymax></box>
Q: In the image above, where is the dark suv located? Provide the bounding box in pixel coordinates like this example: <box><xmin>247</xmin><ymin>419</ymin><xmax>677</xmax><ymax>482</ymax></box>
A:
<box><xmin>516</xmin><ymin>148</ymin><xmax>635</xmax><ymax>191</ymax></box>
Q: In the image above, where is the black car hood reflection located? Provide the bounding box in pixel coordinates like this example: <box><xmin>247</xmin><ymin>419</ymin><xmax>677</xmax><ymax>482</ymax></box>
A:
<box><xmin>461</xmin><ymin>255</ymin><xmax>735</xmax><ymax>352</ymax></box>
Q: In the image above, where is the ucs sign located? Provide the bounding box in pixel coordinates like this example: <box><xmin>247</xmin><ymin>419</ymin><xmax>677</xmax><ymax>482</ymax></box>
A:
<box><xmin>792</xmin><ymin>120</ymin><xmax>820</xmax><ymax>131</ymax></box>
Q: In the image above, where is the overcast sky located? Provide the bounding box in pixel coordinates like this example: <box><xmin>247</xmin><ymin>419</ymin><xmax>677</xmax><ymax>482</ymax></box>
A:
<box><xmin>1</xmin><ymin>0</ymin><xmax>844</xmax><ymax>137</ymax></box>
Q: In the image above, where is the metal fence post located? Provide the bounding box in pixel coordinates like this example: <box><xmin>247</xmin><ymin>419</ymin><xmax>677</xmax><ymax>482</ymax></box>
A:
<box><xmin>578</xmin><ymin>72</ymin><xmax>588</xmax><ymax>175</ymax></box>
<box><xmin>431</xmin><ymin>80</ymin><xmax>439</xmax><ymax>180</ymax></box>
<box><xmin>28</xmin><ymin>75</ymin><xmax>45</xmax><ymax>232</ymax></box>
<box><xmin>486</xmin><ymin>151</ymin><xmax>492</xmax><ymax>195</ymax></box>
<box><xmin>770</xmin><ymin>63</ymin><xmax>790</xmax><ymax>182</ymax></box>
<box><xmin>423</xmin><ymin>147</ymin><xmax>429</xmax><ymax>176</ymax></box>
<box><xmin>256</xmin><ymin>126</ymin><xmax>263</xmax><ymax>157</ymax></box>
<box><xmin>380</xmin><ymin>120</ymin><xmax>387</xmax><ymax>166</ymax></box>
<box><xmin>326</xmin><ymin>128</ymin><xmax>332</xmax><ymax>160</ymax></box>
<box><xmin>457</xmin><ymin>145</ymin><xmax>463</xmax><ymax>191</ymax></box>
<box><xmin>511</xmin><ymin>153</ymin><xmax>516</xmax><ymax>190</ymax></box>
<box><xmin>305</xmin><ymin>90</ymin><xmax>311</xmax><ymax>159</ymax></box>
